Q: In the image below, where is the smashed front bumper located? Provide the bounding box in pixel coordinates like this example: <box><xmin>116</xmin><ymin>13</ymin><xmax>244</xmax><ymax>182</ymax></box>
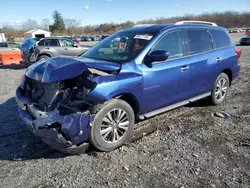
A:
<box><xmin>16</xmin><ymin>89</ymin><xmax>93</xmax><ymax>154</ymax></box>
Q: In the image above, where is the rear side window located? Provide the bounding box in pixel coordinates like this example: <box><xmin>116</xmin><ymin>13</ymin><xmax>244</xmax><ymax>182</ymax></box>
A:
<box><xmin>44</xmin><ymin>39</ymin><xmax>59</xmax><ymax>46</ymax></box>
<box><xmin>210</xmin><ymin>29</ymin><xmax>231</xmax><ymax>48</ymax></box>
<box><xmin>152</xmin><ymin>30</ymin><xmax>184</xmax><ymax>59</ymax></box>
<box><xmin>186</xmin><ymin>29</ymin><xmax>213</xmax><ymax>54</ymax></box>
<box><xmin>61</xmin><ymin>39</ymin><xmax>74</xmax><ymax>47</ymax></box>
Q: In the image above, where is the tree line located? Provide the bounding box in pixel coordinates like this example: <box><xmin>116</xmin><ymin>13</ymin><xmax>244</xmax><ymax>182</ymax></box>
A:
<box><xmin>1</xmin><ymin>10</ymin><xmax>250</xmax><ymax>38</ymax></box>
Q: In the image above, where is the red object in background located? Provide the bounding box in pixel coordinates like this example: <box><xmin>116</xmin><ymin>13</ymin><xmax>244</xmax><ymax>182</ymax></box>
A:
<box><xmin>0</xmin><ymin>52</ymin><xmax>23</xmax><ymax>65</ymax></box>
<box><xmin>234</xmin><ymin>48</ymin><xmax>242</xmax><ymax>59</ymax></box>
<box><xmin>75</xmin><ymin>40</ymin><xmax>81</xmax><ymax>45</ymax></box>
<box><xmin>245</xmin><ymin>30</ymin><xmax>250</xmax><ymax>35</ymax></box>
<box><xmin>117</xmin><ymin>42</ymin><xmax>126</xmax><ymax>49</ymax></box>
<box><xmin>133</xmin><ymin>44</ymin><xmax>140</xmax><ymax>51</ymax></box>
<box><xmin>117</xmin><ymin>42</ymin><xmax>122</xmax><ymax>49</ymax></box>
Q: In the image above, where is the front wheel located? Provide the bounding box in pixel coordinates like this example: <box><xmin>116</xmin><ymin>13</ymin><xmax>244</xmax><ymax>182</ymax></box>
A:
<box><xmin>210</xmin><ymin>73</ymin><xmax>230</xmax><ymax>105</ymax></box>
<box><xmin>90</xmin><ymin>99</ymin><xmax>135</xmax><ymax>151</ymax></box>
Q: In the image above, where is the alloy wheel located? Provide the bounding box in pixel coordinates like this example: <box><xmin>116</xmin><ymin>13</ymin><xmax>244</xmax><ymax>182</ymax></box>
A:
<box><xmin>215</xmin><ymin>78</ymin><xmax>228</xmax><ymax>101</ymax></box>
<box><xmin>100</xmin><ymin>108</ymin><xmax>129</xmax><ymax>143</ymax></box>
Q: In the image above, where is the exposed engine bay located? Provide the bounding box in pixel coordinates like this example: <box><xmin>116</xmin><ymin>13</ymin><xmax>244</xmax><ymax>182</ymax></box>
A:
<box><xmin>16</xmin><ymin>68</ymin><xmax>118</xmax><ymax>153</ymax></box>
<box><xmin>19</xmin><ymin>70</ymin><xmax>100</xmax><ymax>115</ymax></box>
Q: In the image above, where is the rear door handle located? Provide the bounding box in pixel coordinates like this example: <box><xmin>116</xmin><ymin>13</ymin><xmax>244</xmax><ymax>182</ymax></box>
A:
<box><xmin>216</xmin><ymin>57</ymin><xmax>223</xmax><ymax>62</ymax></box>
<box><xmin>181</xmin><ymin>65</ymin><xmax>189</xmax><ymax>71</ymax></box>
<box><xmin>64</xmin><ymin>48</ymin><xmax>68</xmax><ymax>50</ymax></box>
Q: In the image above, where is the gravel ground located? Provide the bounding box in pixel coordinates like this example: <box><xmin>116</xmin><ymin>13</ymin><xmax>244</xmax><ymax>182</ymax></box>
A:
<box><xmin>0</xmin><ymin>38</ymin><xmax>250</xmax><ymax>187</ymax></box>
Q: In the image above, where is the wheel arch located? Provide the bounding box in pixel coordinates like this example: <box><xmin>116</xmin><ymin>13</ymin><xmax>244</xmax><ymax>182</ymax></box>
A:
<box><xmin>114</xmin><ymin>93</ymin><xmax>140</xmax><ymax>116</ymax></box>
<box><xmin>222</xmin><ymin>68</ymin><xmax>232</xmax><ymax>85</ymax></box>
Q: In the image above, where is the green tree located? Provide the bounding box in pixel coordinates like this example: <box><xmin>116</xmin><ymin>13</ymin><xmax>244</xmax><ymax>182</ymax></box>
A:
<box><xmin>50</xmin><ymin>10</ymin><xmax>65</xmax><ymax>34</ymax></box>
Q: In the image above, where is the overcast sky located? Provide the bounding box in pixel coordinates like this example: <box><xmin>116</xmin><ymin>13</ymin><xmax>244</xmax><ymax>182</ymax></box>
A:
<box><xmin>0</xmin><ymin>0</ymin><xmax>249</xmax><ymax>27</ymax></box>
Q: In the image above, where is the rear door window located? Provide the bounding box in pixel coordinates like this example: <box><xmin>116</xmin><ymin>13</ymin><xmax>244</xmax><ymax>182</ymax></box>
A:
<box><xmin>210</xmin><ymin>29</ymin><xmax>231</xmax><ymax>48</ymax></box>
<box><xmin>186</xmin><ymin>29</ymin><xmax>213</xmax><ymax>54</ymax></box>
<box><xmin>152</xmin><ymin>30</ymin><xmax>184</xmax><ymax>60</ymax></box>
<box><xmin>44</xmin><ymin>39</ymin><xmax>60</xmax><ymax>46</ymax></box>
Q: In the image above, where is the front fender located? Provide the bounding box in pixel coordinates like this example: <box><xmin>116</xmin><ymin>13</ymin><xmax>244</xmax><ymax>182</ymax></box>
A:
<box><xmin>87</xmin><ymin>72</ymin><xmax>143</xmax><ymax>106</ymax></box>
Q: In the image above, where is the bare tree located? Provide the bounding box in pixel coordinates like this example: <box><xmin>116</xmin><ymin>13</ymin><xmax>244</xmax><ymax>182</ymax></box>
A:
<box><xmin>40</xmin><ymin>18</ymin><xmax>50</xmax><ymax>31</ymax></box>
<box><xmin>21</xmin><ymin>19</ymin><xmax>38</xmax><ymax>31</ymax></box>
<box><xmin>64</xmin><ymin>18</ymin><xmax>81</xmax><ymax>35</ymax></box>
<box><xmin>2</xmin><ymin>11</ymin><xmax>250</xmax><ymax>37</ymax></box>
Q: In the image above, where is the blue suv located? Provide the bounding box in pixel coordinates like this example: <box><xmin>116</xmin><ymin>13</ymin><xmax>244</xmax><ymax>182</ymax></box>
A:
<box><xmin>16</xmin><ymin>21</ymin><xmax>241</xmax><ymax>153</ymax></box>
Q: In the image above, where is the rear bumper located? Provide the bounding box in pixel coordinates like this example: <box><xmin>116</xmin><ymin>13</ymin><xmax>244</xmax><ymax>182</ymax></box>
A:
<box><xmin>16</xmin><ymin>88</ymin><xmax>92</xmax><ymax>154</ymax></box>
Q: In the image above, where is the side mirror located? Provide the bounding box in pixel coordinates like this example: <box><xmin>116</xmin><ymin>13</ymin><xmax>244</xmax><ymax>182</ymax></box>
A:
<box><xmin>73</xmin><ymin>43</ymin><xmax>78</xmax><ymax>47</ymax></box>
<box><xmin>145</xmin><ymin>50</ymin><xmax>169</xmax><ymax>64</ymax></box>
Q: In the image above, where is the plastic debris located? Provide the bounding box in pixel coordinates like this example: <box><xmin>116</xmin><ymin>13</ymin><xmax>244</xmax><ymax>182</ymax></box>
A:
<box><xmin>214</xmin><ymin>112</ymin><xmax>231</xmax><ymax>119</ymax></box>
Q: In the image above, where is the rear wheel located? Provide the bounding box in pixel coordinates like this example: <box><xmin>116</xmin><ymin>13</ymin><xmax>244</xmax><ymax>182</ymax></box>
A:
<box><xmin>210</xmin><ymin>73</ymin><xmax>230</xmax><ymax>105</ymax></box>
<box><xmin>90</xmin><ymin>99</ymin><xmax>135</xmax><ymax>151</ymax></box>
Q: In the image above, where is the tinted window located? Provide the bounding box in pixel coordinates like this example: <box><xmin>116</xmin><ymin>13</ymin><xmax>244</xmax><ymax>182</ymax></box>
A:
<box><xmin>38</xmin><ymin>40</ymin><xmax>45</xmax><ymax>46</ymax></box>
<box><xmin>186</xmin><ymin>29</ymin><xmax>213</xmax><ymax>54</ymax></box>
<box><xmin>210</xmin><ymin>29</ymin><xmax>231</xmax><ymax>48</ymax></box>
<box><xmin>0</xmin><ymin>43</ymin><xmax>8</xmax><ymax>47</ymax></box>
<box><xmin>152</xmin><ymin>30</ymin><xmax>184</xmax><ymax>59</ymax></box>
<box><xmin>44</xmin><ymin>39</ymin><xmax>59</xmax><ymax>46</ymax></box>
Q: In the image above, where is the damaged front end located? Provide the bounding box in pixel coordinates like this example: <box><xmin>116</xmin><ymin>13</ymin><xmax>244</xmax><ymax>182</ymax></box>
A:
<box><xmin>16</xmin><ymin>57</ymin><xmax>120</xmax><ymax>154</ymax></box>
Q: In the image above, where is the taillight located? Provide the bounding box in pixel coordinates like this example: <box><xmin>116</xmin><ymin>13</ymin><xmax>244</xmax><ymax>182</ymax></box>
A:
<box><xmin>234</xmin><ymin>48</ymin><xmax>242</xmax><ymax>58</ymax></box>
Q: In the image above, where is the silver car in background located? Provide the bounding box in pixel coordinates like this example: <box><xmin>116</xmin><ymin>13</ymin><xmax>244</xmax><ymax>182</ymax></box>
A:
<box><xmin>34</xmin><ymin>37</ymin><xmax>90</xmax><ymax>61</ymax></box>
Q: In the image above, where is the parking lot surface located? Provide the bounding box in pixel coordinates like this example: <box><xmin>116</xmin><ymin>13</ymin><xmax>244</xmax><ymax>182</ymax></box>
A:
<box><xmin>0</xmin><ymin>33</ymin><xmax>250</xmax><ymax>187</ymax></box>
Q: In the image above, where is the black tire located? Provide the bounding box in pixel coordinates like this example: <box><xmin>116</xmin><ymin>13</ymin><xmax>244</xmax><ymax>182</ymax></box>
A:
<box><xmin>210</xmin><ymin>73</ymin><xmax>230</xmax><ymax>105</ymax></box>
<box><xmin>38</xmin><ymin>55</ymin><xmax>50</xmax><ymax>61</ymax></box>
<box><xmin>90</xmin><ymin>99</ymin><xmax>135</xmax><ymax>151</ymax></box>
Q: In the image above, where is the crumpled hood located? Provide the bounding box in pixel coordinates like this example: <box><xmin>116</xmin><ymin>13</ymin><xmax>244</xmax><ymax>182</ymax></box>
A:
<box><xmin>25</xmin><ymin>57</ymin><xmax>121</xmax><ymax>83</ymax></box>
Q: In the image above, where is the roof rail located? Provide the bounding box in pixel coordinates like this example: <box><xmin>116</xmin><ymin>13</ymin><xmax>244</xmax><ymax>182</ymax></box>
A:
<box><xmin>133</xmin><ymin>24</ymin><xmax>156</xmax><ymax>27</ymax></box>
<box><xmin>175</xmin><ymin>21</ymin><xmax>217</xmax><ymax>26</ymax></box>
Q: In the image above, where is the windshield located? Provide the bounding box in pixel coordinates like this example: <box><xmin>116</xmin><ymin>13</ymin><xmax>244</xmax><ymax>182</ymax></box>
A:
<box><xmin>82</xmin><ymin>32</ymin><xmax>155</xmax><ymax>62</ymax></box>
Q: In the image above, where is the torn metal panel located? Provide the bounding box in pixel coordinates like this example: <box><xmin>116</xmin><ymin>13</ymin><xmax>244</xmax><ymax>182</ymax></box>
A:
<box><xmin>18</xmin><ymin>105</ymin><xmax>92</xmax><ymax>146</ymax></box>
<box><xmin>25</xmin><ymin>56</ymin><xmax>121</xmax><ymax>83</ymax></box>
<box><xmin>16</xmin><ymin>83</ymin><xmax>94</xmax><ymax>153</ymax></box>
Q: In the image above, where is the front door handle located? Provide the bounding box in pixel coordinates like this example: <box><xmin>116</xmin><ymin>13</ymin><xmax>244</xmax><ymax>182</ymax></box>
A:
<box><xmin>216</xmin><ymin>57</ymin><xmax>223</xmax><ymax>62</ymax></box>
<box><xmin>181</xmin><ymin>65</ymin><xmax>189</xmax><ymax>71</ymax></box>
<box><xmin>64</xmin><ymin>48</ymin><xmax>68</xmax><ymax>50</ymax></box>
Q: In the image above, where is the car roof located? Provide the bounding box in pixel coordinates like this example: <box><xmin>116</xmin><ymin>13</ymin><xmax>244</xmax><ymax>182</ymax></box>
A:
<box><xmin>120</xmin><ymin>24</ymin><xmax>173</xmax><ymax>33</ymax></box>
<box><xmin>119</xmin><ymin>23</ymin><xmax>224</xmax><ymax>34</ymax></box>
<box><xmin>39</xmin><ymin>37</ymin><xmax>73</xmax><ymax>40</ymax></box>
<box><xmin>40</xmin><ymin>37</ymin><xmax>67</xmax><ymax>39</ymax></box>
